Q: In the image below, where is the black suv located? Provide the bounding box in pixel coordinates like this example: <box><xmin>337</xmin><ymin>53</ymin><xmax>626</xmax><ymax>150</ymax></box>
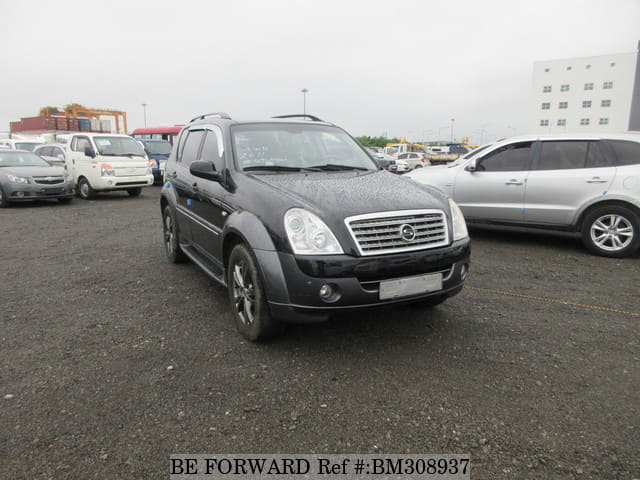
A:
<box><xmin>160</xmin><ymin>113</ymin><xmax>471</xmax><ymax>341</ymax></box>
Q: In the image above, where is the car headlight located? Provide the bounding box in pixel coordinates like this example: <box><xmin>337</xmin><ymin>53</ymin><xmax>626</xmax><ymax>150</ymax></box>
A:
<box><xmin>449</xmin><ymin>198</ymin><xmax>468</xmax><ymax>241</ymax></box>
<box><xmin>7</xmin><ymin>174</ymin><xmax>30</xmax><ymax>184</ymax></box>
<box><xmin>101</xmin><ymin>164</ymin><xmax>115</xmax><ymax>176</ymax></box>
<box><xmin>284</xmin><ymin>208</ymin><xmax>343</xmax><ymax>255</ymax></box>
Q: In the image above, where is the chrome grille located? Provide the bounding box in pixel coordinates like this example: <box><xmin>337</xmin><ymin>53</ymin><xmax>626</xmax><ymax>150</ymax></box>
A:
<box><xmin>345</xmin><ymin>209</ymin><xmax>449</xmax><ymax>256</ymax></box>
<box><xmin>33</xmin><ymin>176</ymin><xmax>64</xmax><ymax>185</ymax></box>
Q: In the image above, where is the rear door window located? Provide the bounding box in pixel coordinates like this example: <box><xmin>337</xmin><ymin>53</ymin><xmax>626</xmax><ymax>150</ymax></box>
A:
<box><xmin>538</xmin><ymin>141</ymin><xmax>608</xmax><ymax>170</ymax></box>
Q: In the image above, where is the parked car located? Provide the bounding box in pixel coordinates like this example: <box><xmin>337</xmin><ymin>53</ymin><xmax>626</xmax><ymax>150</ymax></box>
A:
<box><xmin>398</xmin><ymin>152</ymin><xmax>430</xmax><ymax>169</ymax></box>
<box><xmin>161</xmin><ymin>113</ymin><xmax>470</xmax><ymax>341</ymax></box>
<box><xmin>65</xmin><ymin>133</ymin><xmax>154</xmax><ymax>199</ymax></box>
<box><xmin>0</xmin><ymin>139</ymin><xmax>44</xmax><ymax>152</ymax></box>
<box><xmin>368</xmin><ymin>150</ymin><xmax>395</xmax><ymax>171</ymax></box>
<box><xmin>0</xmin><ymin>150</ymin><xmax>75</xmax><ymax>207</ymax></box>
<box><xmin>389</xmin><ymin>158</ymin><xmax>410</xmax><ymax>173</ymax></box>
<box><xmin>137</xmin><ymin>139</ymin><xmax>172</xmax><ymax>184</ymax></box>
<box><xmin>33</xmin><ymin>144</ymin><xmax>67</xmax><ymax>167</ymax></box>
<box><xmin>407</xmin><ymin>134</ymin><xmax>640</xmax><ymax>257</ymax></box>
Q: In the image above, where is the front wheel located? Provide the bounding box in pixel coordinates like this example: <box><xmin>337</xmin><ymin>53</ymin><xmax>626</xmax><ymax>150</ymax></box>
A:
<box><xmin>77</xmin><ymin>178</ymin><xmax>96</xmax><ymax>200</ymax></box>
<box><xmin>127</xmin><ymin>187</ymin><xmax>142</xmax><ymax>197</ymax></box>
<box><xmin>0</xmin><ymin>186</ymin><xmax>9</xmax><ymax>208</ymax></box>
<box><xmin>581</xmin><ymin>205</ymin><xmax>640</xmax><ymax>258</ymax></box>
<box><xmin>227</xmin><ymin>244</ymin><xmax>284</xmax><ymax>341</ymax></box>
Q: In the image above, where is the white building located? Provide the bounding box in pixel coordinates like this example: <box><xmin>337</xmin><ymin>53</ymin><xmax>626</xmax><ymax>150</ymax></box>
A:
<box><xmin>531</xmin><ymin>42</ymin><xmax>640</xmax><ymax>133</ymax></box>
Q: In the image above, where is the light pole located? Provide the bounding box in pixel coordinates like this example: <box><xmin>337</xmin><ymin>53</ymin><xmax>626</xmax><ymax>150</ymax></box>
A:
<box><xmin>450</xmin><ymin>118</ymin><xmax>455</xmax><ymax>143</ymax></box>
<box><xmin>301</xmin><ymin>89</ymin><xmax>308</xmax><ymax>116</ymax></box>
<box><xmin>141</xmin><ymin>103</ymin><xmax>147</xmax><ymax>127</ymax></box>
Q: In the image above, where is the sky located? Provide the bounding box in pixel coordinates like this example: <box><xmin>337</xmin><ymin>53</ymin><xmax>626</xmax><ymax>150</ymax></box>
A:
<box><xmin>1</xmin><ymin>0</ymin><xmax>639</xmax><ymax>144</ymax></box>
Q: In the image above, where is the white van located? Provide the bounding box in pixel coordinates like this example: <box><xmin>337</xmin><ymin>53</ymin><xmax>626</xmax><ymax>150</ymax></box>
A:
<box><xmin>0</xmin><ymin>138</ymin><xmax>44</xmax><ymax>151</ymax></box>
<box><xmin>65</xmin><ymin>133</ymin><xmax>154</xmax><ymax>199</ymax></box>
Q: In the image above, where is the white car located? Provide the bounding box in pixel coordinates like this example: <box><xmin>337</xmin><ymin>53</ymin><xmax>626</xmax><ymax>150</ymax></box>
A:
<box><xmin>0</xmin><ymin>139</ymin><xmax>44</xmax><ymax>152</ymax></box>
<box><xmin>406</xmin><ymin>134</ymin><xmax>640</xmax><ymax>257</ymax></box>
<box><xmin>391</xmin><ymin>158</ymin><xmax>410</xmax><ymax>173</ymax></box>
<box><xmin>65</xmin><ymin>133</ymin><xmax>154</xmax><ymax>199</ymax></box>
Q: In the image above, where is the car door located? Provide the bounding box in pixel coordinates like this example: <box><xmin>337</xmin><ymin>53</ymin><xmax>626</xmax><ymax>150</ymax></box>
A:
<box><xmin>189</xmin><ymin>126</ymin><xmax>229</xmax><ymax>262</ymax></box>
<box><xmin>524</xmin><ymin>140</ymin><xmax>615</xmax><ymax>225</ymax></box>
<box><xmin>453</xmin><ymin>141</ymin><xmax>533</xmax><ymax>222</ymax></box>
<box><xmin>68</xmin><ymin>136</ymin><xmax>92</xmax><ymax>181</ymax></box>
<box><xmin>170</xmin><ymin>129</ymin><xmax>206</xmax><ymax>244</ymax></box>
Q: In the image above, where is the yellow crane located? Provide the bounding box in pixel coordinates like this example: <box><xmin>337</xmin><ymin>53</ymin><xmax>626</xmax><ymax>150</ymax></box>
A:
<box><xmin>39</xmin><ymin>103</ymin><xmax>128</xmax><ymax>133</ymax></box>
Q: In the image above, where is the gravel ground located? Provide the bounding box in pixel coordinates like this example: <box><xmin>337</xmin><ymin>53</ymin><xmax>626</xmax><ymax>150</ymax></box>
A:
<box><xmin>1</xmin><ymin>187</ymin><xmax>638</xmax><ymax>480</ymax></box>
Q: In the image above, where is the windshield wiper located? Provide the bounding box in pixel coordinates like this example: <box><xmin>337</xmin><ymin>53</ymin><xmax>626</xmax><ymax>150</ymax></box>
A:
<box><xmin>308</xmin><ymin>164</ymin><xmax>370</xmax><ymax>171</ymax></box>
<box><xmin>243</xmin><ymin>165</ymin><xmax>321</xmax><ymax>172</ymax></box>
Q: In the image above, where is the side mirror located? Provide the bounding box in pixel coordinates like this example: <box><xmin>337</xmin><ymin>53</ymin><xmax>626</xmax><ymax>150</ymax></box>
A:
<box><xmin>464</xmin><ymin>159</ymin><xmax>477</xmax><ymax>172</ymax></box>
<box><xmin>190</xmin><ymin>160</ymin><xmax>222</xmax><ymax>183</ymax></box>
<box><xmin>84</xmin><ymin>145</ymin><xmax>96</xmax><ymax>158</ymax></box>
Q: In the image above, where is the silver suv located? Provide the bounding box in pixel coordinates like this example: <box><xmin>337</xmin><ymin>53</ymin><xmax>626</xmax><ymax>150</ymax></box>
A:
<box><xmin>407</xmin><ymin>134</ymin><xmax>640</xmax><ymax>258</ymax></box>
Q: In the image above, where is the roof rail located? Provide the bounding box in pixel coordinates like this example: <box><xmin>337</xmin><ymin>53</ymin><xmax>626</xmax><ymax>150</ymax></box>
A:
<box><xmin>272</xmin><ymin>114</ymin><xmax>324</xmax><ymax>122</ymax></box>
<box><xmin>189</xmin><ymin>112</ymin><xmax>232</xmax><ymax>123</ymax></box>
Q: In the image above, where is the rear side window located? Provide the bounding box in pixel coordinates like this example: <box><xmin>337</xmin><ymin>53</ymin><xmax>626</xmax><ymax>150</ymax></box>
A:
<box><xmin>477</xmin><ymin>142</ymin><xmax>532</xmax><ymax>172</ymax></box>
<box><xmin>178</xmin><ymin>130</ymin><xmax>205</xmax><ymax>165</ymax></box>
<box><xmin>609</xmin><ymin>140</ymin><xmax>640</xmax><ymax>166</ymax></box>
<box><xmin>538</xmin><ymin>141</ymin><xmax>608</xmax><ymax>170</ymax></box>
<box><xmin>200</xmin><ymin>130</ymin><xmax>225</xmax><ymax>171</ymax></box>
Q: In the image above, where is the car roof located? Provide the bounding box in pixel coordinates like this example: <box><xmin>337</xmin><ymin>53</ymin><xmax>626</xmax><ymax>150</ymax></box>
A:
<box><xmin>187</xmin><ymin>113</ymin><xmax>335</xmax><ymax>129</ymax></box>
<box><xmin>500</xmin><ymin>132</ymin><xmax>640</xmax><ymax>142</ymax></box>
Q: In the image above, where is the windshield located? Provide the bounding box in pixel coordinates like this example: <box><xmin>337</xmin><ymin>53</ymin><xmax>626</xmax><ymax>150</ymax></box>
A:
<box><xmin>94</xmin><ymin>136</ymin><xmax>145</xmax><ymax>157</ymax></box>
<box><xmin>0</xmin><ymin>151</ymin><xmax>51</xmax><ymax>167</ymax></box>
<box><xmin>232</xmin><ymin>124</ymin><xmax>378</xmax><ymax>172</ymax></box>
<box><xmin>15</xmin><ymin>142</ymin><xmax>43</xmax><ymax>152</ymax></box>
<box><xmin>143</xmin><ymin>141</ymin><xmax>172</xmax><ymax>156</ymax></box>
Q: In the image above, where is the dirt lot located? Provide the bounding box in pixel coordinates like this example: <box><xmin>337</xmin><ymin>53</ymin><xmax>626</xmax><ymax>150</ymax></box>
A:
<box><xmin>1</xmin><ymin>187</ymin><xmax>638</xmax><ymax>480</ymax></box>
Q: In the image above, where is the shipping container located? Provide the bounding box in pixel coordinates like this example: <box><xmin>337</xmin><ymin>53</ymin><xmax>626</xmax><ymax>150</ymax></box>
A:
<box><xmin>68</xmin><ymin>118</ymin><xmax>80</xmax><ymax>131</ymax></box>
<box><xmin>78</xmin><ymin>118</ymin><xmax>91</xmax><ymax>131</ymax></box>
<box><xmin>10</xmin><ymin>121</ymin><xmax>23</xmax><ymax>132</ymax></box>
<box><xmin>20</xmin><ymin>116</ymin><xmax>56</xmax><ymax>131</ymax></box>
<box><xmin>100</xmin><ymin>119</ymin><xmax>112</xmax><ymax>132</ymax></box>
<box><xmin>54</xmin><ymin>117</ymin><xmax>69</xmax><ymax>130</ymax></box>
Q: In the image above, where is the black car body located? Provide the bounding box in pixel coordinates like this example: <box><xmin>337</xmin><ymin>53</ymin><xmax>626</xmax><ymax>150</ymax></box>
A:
<box><xmin>160</xmin><ymin>114</ymin><xmax>470</xmax><ymax>340</ymax></box>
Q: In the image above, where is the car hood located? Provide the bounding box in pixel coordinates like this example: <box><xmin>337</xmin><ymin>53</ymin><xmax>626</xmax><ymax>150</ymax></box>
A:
<box><xmin>249</xmin><ymin>169</ymin><xmax>450</xmax><ymax>219</ymax></box>
<box><xmin>0</xmin><ymin>165</ymin><xmax>67</xmax><ymax>177</ymax></box>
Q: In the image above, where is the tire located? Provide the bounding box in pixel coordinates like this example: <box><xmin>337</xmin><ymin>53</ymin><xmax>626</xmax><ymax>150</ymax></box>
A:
<box><xmin>413</xmin><ymin>164</ymin><xmax>423</xmax><ymax>169</ymax></box>
<box><xmin>58</xmin><ymin>197</ymin><xmax>73</xmax><ymax>204</ymax></box>
<box><xmin>581</xmin><ymin>205</ymin><xmax>640</xmax><ymax>258</ymax></box>
<box><xmin>227</xmin><ymin>244</ymin><xmax>284</xmax><ymax>342</ymax></box>
<box><xmin>77</xmin><ymin>178</ymin><xmax>96</xmax><ymax>200</ymax></box>
<box><xmin>409</xmin><ymin>294</ymin><xmax>447</xmax><ymax>308</ymax></box>
<box><xmin>162</xmin><ymin>206</ymin><xmax>187</xmax><ymax>263</ymax></box>
<box><xmin>0</xmin><ymin>186</ymin><xmax>9</xmax><ymax>208</ymax></box>
<box><xmin>127</xmin><ymin>187</ymin><xmax>142</xmax><ymax>197</ymax></box>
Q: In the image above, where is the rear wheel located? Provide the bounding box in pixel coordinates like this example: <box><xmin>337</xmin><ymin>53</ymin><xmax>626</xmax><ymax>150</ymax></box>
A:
<box><xmin>127</xmin><ymin>187</ymin><xmax>142</xmax><ymax>197</ymax></box>
<box><xmin>77</xmin><ymin>178</ymin><xmax>96</xmax><ymax>200</ymax></box>
<box><xmin>227</xmin><ymin>244</ymin><xmax>284</xmax><ymax>341</ymax></box>
<box><xmin>581</xmin><ymin>205</ymin><xmax>639</xmax><ymax>258</ymax></box>
<box><xmin>162</xmin><ymin>206</ymin><xmax>187</xmax><ymax>263</ymax></box>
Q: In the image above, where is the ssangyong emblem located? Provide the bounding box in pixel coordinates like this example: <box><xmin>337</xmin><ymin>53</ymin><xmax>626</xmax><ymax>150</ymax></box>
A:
<box><xmin>399</xmin><ymin>223</ymin><xmax>416</xmax><ymax>242</ymax></box>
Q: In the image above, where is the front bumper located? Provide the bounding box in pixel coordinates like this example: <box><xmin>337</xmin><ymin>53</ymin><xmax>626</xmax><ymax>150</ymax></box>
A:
<box><xmin>256</xmin><ymin>238</ymin><xmax>471</xmax><ymax>323</ymax></box>
<box><xmin>5</xmin><ymin>182</ymin><xmax>75</xmax><ymax>201</ymax></box>
<box><xmin>92</xmin><ymin>174</ymin><xmax>154</xmax><ymax>190</ymax></box>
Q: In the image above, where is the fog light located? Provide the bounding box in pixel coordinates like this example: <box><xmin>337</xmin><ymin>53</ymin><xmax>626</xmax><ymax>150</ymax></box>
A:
<box><xmin>319</xmin><ymin>284</ymin><xmax>333</xmax><ymax>299</ymax></box>
<box><xmin>460</xmin><ymin>263</ymin><xmax>469</xmax><ymax>281</ymax></box>
<box><xmin>16</xmin><ymin>192</ymin><xmax>25</xmax><ymax>197</ymax></box>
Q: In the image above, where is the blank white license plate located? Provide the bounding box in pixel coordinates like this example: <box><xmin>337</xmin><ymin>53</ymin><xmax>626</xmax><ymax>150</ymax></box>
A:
<box><xmin>379</xmin><ymin>273</ymin><xmax>443</xmax><ymax>300</ymax></box>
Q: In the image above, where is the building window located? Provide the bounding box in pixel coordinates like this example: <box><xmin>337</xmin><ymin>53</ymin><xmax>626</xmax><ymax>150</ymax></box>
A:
<box><xmin>541</xmin><ymin>102</ymin><xmax>550</xmax><ymax>110</ymax></box>
<box><xmin>560</xmin><ymin>84</ymin><xmax>570</xmax><ymax>92</ymax></box>
<box><xmin>610</xmin><ymin>62</ymin><xmax>616</xmax><ymax>67</ymax></box>
<box><xmin>582</xmin><ymin>100</ymin><xmax>592</xmax><ymax>108</ymax></box>
<box><xmin>557</xmin><ymin>119</ymin><xmax>566</xmax><ymax>126</ymax></box>
<box><xmin>567</xmin><ymin>66</ymin><xmax>572</xmax><ymax>71</ymax></box>
<box><xmin>601</xmin><ymin>99</ymin><xmax>611</xmax><ymax>107</ymax></box>
<box><xmin>603</xmin><ymin>81</ymin><xmax>613</xmax><ymax>89</ymax></box>
<box><xmin>580</xmin><ymin>118</ymin><xmax>590</xmax><ymax>126</ymax></box>
<box><xmin>585</xmin><ymin>64</ymin><xmax>591</xmax><ymax>69</ymax></box>
<box><xmin>559</xmin><ymin>102</ymin><xmax>568</xmax><ymax>109</ymax></box>
<box><xmin>543</xmin><ymin>85</ymin><xmax>552</xmax><ymax>93</ymax></box>
<box><xmin>544</xmin><ymin>68</ymin><xmax>550</xmax><ymax>72</ymax></box>
<box><xmin>584</xmin><ymin>83</ymin><xmax>593</xmax><ymax>90</ymax></box>
<box><xmin>599</xmin><ymin>118</ymin><xmax>609</xmax><ymax>125</ymax></box>
<box><xmin>540</xmin><ymin>120</ymin><xmax>549</xmax><ymax>127</ymax></box>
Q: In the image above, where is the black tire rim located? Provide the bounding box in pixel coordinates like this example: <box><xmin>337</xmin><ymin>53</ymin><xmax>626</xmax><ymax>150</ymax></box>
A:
<box><xmin>231</xmin><ymin>260</ymin><xmax>255</xmax><ymax>326</ymax></box>
<box><xmin>163</xmin><ymin>212</ymin><xmax>175</xmax><ymax>254</ymax></box>
<box><xmin>590</xmin><ymin>214</ymin><xmax>634</xmax><ymax>252</ymax></box>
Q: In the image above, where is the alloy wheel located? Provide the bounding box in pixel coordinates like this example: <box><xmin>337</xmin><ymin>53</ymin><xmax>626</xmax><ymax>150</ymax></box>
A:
<box><xmin>231</xmin><ymin>260</ymin><xmax>255</xmax><ymax>326</ymax></box>
<box><xmin>590</xmin><ymin>214</ymin><xmax>634</xmax><ymax>252</ymax></box>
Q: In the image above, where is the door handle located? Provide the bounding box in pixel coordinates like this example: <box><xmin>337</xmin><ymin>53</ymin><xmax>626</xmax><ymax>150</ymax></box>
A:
<box><xmin>586</xmin><ymin>177</ymin><xmax>607</xmax><ymax>183</ymax></box>
<box><xmin>505</xmin><ymin>179</ymin><xmax>523</xmax><ymax>185</ymax></box>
